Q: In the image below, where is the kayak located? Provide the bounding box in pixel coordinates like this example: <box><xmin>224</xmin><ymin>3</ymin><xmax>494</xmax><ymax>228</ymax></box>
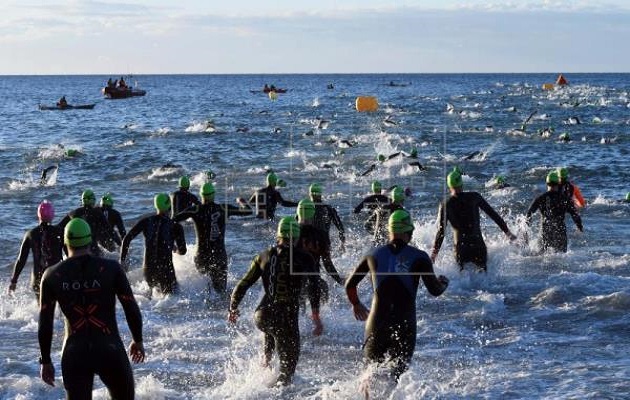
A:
<box><xmin>39</xmin><ymin>104</ymin><xmax>96</xmax><ymax>110</ymax></box>
<box><xmin>102</xmin><ymin>86</ymin><xmax>146</xmax><ymax>99</ymax></box>
<box><xmin>251</xmin><ymin>88</ymin><xmax>288</xmax><ymax>94</ymax></box>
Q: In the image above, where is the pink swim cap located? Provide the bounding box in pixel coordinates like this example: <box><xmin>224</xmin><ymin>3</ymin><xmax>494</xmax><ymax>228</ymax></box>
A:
<box><xmin>37</xmin><ymin>200</ymin><xmax>55</xmax><ymax>223</ymax></box>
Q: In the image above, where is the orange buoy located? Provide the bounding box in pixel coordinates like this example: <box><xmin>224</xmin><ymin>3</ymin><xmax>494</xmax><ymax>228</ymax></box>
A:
<box><xmin>356</xmin><ymin>96</ymin><xmax>379</xmax><ymax>112</ymax></box>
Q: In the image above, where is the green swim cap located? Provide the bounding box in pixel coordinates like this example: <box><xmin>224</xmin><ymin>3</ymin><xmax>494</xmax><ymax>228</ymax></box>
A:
<box><xmin>452</xmin><ymin>166</ymin><xmax>464</xmax><ymax>175</ymax></box>
<box><xmin>101</xmin><ymin>192</ymin><xmax>113</xmax><ymax>207</ymax></box>
<box><xmin>390</xmin><ymin>186</ymin><xmax>405</xmax><ymax>203</ymax></box>
<box><xmin>64</xmin><ymin>218</ymin><xmax>92</xmax><ymax>248</ymax></box>
<box><xmin>297</xmin><ymin>199</ymin><xmax>316</xmax><ymax>221</ymax></box>
<box><xmin>377</xmin><ymin>154</ymin><xmax>386</xmax><ymax>162</ymax></box>
<box><xmin>371</xmin><ymin>180</ymin><xmax>382</xmax><ymax>193</ymax></box>
<box><xmin>179</xmin><ymin>176</ymin><xmax>190</xmax><ymax>189</ymax></box>
<box><xmin>200</xmin><ymin>182</ymin><xmax>215</xmax><ymax>197</ymax></box>
<box><xmin>546</xmin><ymin>171</ymin><xmax>559</xmax><ymax>185</ymax></box>
<box><xmin>388</xmin><ymin>210</ymin><xmax>414</xmax><ymax>233</ymax></box>
<box><xmin>309</xmin><ymin>183</ymin><xmax>322</xmax><ymax>196</ymax></box>
<box><xmin>410</xmin><ymin>147</ymin><xmax>418</xmax><ymax>158</ymax></box>
<box><xmin>626</xmin><ymin>192</ymin><xmax>630</xmax><ymax>202</ymax></box>
<box><xmin>559</xmin><ymin>132</ymin><xmax>570</xmax><ymax>141</ymax></box>
<box><xmin>447</xmin><ymin>171</ymin><xmax>463</xmax><ymax>189</ymax></box>
<box><xmin>82</xmin><ymin>189</ymin><xmax>96</xmax><ymax>207</ymax></box>
<box><xmin>154</xmin><ymin>193</ymin><xmax>171</xmax><ymax>213</ymax></box>
<box><xmin>557</xmin><ymin>167</ymin><xmax>569</xmax><ymax>180</ymax></box>
<box><xmin>495</xmin><ymin>175</ymin><xmax>506</xmax><ymax>185</ymax></box>
<box><xmin>277</xmin><ymin>216</ymin><xmax>300</xmax><ymax>240</ymax></box>
<box><xmin>266</xmin><ymin>172</ymin><xmax>278</xmax><ymax>186</ymax></box>
<box><xmin>65</xmin><ymin>149</ymin><xmax>78</xmax><ymax>157</ymax></box>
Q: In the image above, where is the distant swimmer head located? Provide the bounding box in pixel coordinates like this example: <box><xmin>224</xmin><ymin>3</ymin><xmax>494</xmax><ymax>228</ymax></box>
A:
<box><xmin>266</xmin><ymin>172</ymin><xmax>278</xmax><ymax>186</ymax></box>
<box><xmin>557</xmin><ymin>167</ymin><xmax>569</xmax><ymax>181</ymax></box>
<box><xmin>559</xmin><ymin>132</ymin><xmax>570</xmax><ymax>142</ymax></box>
<box><xmin>154</xmin><ymin>193</ymin><xmax>171</xmax><ymax>213</ymax></box>
<box><xmin>546</xmin><ymin>171</ymin><xmax>559</xmax><ymax>186</ymax></box>
<box><xmin>101</xmin><ymin>193</ymin><xmax>114</xmax><ymax>207</ymax></box>
<box><xmin>38</xmin><ymin>200</ymin><xmax>55</xmax><ymax>223</ymax></box>
<box><xmin>277</xmin><ymin>179</ymin><xmax>287</xmax><ymax>188</ymax></box>
<box><xmin>178</xmin><ymin>176</ymin><xmax>190</xmax><ymax>190</ymax></box>
<box><xmin>447</xmin><ymin>171</ymin><xmax>463</xmax><ymax>189</ymax></box>
<box><xmin>404</xmin><ymin>187</ymin><xmax>413</xmax><ymax>197</ymax></box>
<box><xmin>626</xmin><ymin>192</ymin><xmax>630</xmax><ymax>202</ymax></box>
<box><xmin>410</xmin><ymin>147</ymin><xmax>418</xmax><ymax>158</ymax></box>
<box><xmin>206</xmin><ymin>169</ymin><xmax>216</xmax><ymax>180</ymax></box>
<box><xmin>371</xmin><ymin>180</ymin><xmax>382</xmax><ymax>194</ymax></box>
<box><xmin>64</xmin><ymin>218</ymin><xmax>92</xmax><ymax>248</ymax></box>
<box><xmin>388</xmin><ymin>209</ymin><xmax>414</xmax><ymax>234</ymax></box>
<box><xmin>277</xmin><ymin>216</ymin><xmax>300</xmax><ymax>241</ymax></box>
<box><xmin>495</xmin><ymin>175</ymin><xmax>506</xmax><ymax>185</ymax></box>
<box><xmin>65</xmin><ymin>149</ymin><xmax>79</xmax><ymax>157</ymax></box>
<box><xmin>390</xmin><ymin>186</ymin><xmax>405</xmax><ymax>204</ymax></box>
<box><xmin>309</xmin><ymin>183</ymin><xmax>323</xmax><ymax>200</ymax></box>
<box><xmin>81</xmin><ymin>189</ymin><xmax>96</xmax><ymax>207</ymax></box>
<box><xmin>297</xmin><ymin>199</ymin><xmax>316</xmax><ymax>222</ymax></box>
<box><xmin>377</xmin><ymin>154</ymin><xmax>386</xmax><ymax>163</ymax></box>
<box><xmin>200</xmin><ymin>182</ymin><xmax>215</xmax><ymax>201</ymax></box>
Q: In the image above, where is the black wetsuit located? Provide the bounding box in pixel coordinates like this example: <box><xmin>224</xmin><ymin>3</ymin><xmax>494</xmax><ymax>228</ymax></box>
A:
<box><xmin>11</xmin><ymin>222</ymin><xmax>64</xmax><ymax>298</ymax></box>
<box><xmin>298</xmin><ymin>224</ymin><xmax>343</xmax><ymax>304</ymax></box>
<box><xmin>98</xmin><ymin>205</ymin><xmax>126</xmax><ymax>242</ymax></box>
<box><xmin>366</xmin><ymin>203</ymin><xmax>405</xmax><ymax>244</ymax></box>
<box><xmin>230</xmin><ymin>245</ymin><xmax>320</xmax><ymax>385</ymax></box>
<box><xmin>38</xmin><ymin>254</ymin><xmax>143</xmax><ymax>400</ymax></box>
<box><xmin>313</xmin><ymin>202</ymin><xmax>345</xmax><ymax>246</ymax></box>
<box><xmin>353</xmin><ymin>194</ymin><xmax>390</xmax><ymax>214</ymax></box>
<box><xmin>249</xmin><ymin>186</ymin><xmax>297</xmax><ymax>220</ymax></box>
<box><xmin>526</xmin><ymin>190</ymin><xmax>583</xmax><ymax>252</ymax></box>
<box><xmin>174</xmin><ymin>202</ymin><xmax>252</xmax><ymax>294</ymax></box>
<box><xmin>433</xmin><ymin>192</ymin><xmax>510</xmax><ymax>270</ymax></box>
<box><xmin>121</xmin><ymin>214</ymin><xmax>187</xmax><ymax>294</ymax></box>
<box><xmin>59</xmin><ymin>207</ymin><xmax>120</xmax><ymax>256</ymax></box>
<box><xmin>345</xmin><ymin>240</ymin><xmax>446</xmax><ymax>379</ymax></box>
<box><xmin>171</xmin><ymin>189</ymin><xmax>200</xmax><ymax>218</ymax></box>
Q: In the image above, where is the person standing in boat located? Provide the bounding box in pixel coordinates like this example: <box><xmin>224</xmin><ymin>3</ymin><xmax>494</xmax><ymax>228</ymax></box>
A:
<box><xmin>118</xmin><ymin>77</ymin><xmax>127</xmax><ymax>88</ymax></box>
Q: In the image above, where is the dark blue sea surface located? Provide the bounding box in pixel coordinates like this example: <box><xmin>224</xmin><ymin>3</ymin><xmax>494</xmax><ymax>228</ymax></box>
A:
<box><xmin>0</xmin><ymin>74</ymin><xmax>628</xmax><ymax>399</ymax></box>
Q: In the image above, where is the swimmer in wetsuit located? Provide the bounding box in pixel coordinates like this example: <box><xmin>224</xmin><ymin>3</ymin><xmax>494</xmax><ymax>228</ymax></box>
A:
<box><xmin>248</xmin><ymin>172</ymin><xmax>298</xmax><ymax>220</ymax></box>
<box><xmin>97</xmin><ymin>192</ymin><xmax>126</xmax><ymax>243</ymax></box>
<box><xmin>296</xmin><ymin>199</ymin><xmax>343</xmax><ymax>313</ymax></box>
<box><xmin>557</xmin><ymin>167</ymin><xmax>585</xmax><ymax>209</ymax></box>
<box><xmin>58</xmin><ymin>189</ymin><xmax>120</xmax><ymax>257</ymax></box>
<box><xmin>173</xmin><ymin>182</ymin><xmax>252</xmax><ymax>296</ymax></box>
<box><xmin>171</xmin><ymin>176</ymin><xmax>200</xmax><ymax>218</ymax></box>
<box><xmin>120</xmin><ymin>193</ymin><xmax>187</xmax><ymax>295</ymax></box>
<box><xmin>353</xmin><ymin>180</ymin><xmax>390</xmax><ymax>215</ymax></box>
<box><xmin>525</xmin><ymin>172</ymin><xmax>583</xmax><ymax>253</ymax></box>
<box><xmin>431</xmin><ymin>170</ymin><xmax>516</xmax><ymax>271</ymax></box>
<box><xmin>229</xmin><ymin>217</ymin><xmax>321</xmax><ymax>386</ymax></box>
<box><xmin>366</xmin><ymin>186</ymin><xmax>407</xmax><ymax>244</ymax></box>
<box><xmin>40</xmin><ymin>165</ymin><xmax>58</xmax><ymax>186</ymax></box>
<box><xmin>38</xmin><ymin>218</ymin><xmax>145</xmax><ymax>399</ymax></box>
<box><xmin>309</xmin><ymin>183</ymin><xmax>346</xmax><ymax>252</ymax></box>
<box><xmin>9</xmin><ymin>200</ymin><xmax>63</xmax><ymax>300</ymax></box>
<box><xmin>345</xmin><ymin>210</ymin><xmax>448</xmax><ymax>381</ymax></box>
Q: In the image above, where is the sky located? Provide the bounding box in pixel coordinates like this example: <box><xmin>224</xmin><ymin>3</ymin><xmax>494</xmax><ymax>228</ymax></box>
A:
<box><xmin>1</xmin><ymin>0</ymin><xmax>629</xmax><ymax>74</ymax></box>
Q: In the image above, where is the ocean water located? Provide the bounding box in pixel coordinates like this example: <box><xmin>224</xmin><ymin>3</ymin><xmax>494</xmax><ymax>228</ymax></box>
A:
<box><xmin>0</xmin><ymin>74</ymin><xmax>628</xmax><ymax>399</ymax></box>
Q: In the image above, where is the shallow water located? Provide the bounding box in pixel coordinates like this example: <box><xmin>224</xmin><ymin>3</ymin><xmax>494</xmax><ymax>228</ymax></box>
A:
<box><xmin>0</xmin><ymin>74</ymin><xmax>628</xmax><ymax>399</ymax></box>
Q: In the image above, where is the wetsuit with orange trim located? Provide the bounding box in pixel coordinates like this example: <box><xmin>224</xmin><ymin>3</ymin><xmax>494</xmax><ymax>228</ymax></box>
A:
<box><xmin>174</xmin><ymin>202</ymin><xmax>252</xmax><ymax>294</ymax></box>
<box><xmin>59</xmin><ymin>207</ymin><xmax>120</xmax><ymax>256</ymax></box>
<box><xmin>526</xmin><ymin>190</ymin><xmax>583</xmax><ymax>253</ymax></box>
<box><xmin>560</xmin><ymin>181</ymin><xmax>585</xmax><ymax>208</ymax></box>
<box><xmin>345</xmin><ymin>239</ymin><xmax>447</xmax><ymax>380</ymax></box>
<box><xmin>120</xmin><ymin>214</ymin><xmax>186</xmax><ymax>294</ymax></box>
<box><xmin>249</xmin><ymin>186</ymin><xmax>297</xmax><ymax>220</ymax></box>
<box><xmin>230</xmin><ymin>245</ymin><xmax>320</xmax><ymax>385</ymax></box>
<box><xmin>10</xmin><ymin>222</ymin><xmax>63</xmax><ymax>299</ymax></box>
<box><xmin>432</xmin><ymin>192</ymin><xmax>511</xmax><ymax>270</ymax></box>
<box><xmin>38</xmin><ymin>254</ymin><xmax>143</xmax><ymax>400</ymax></box>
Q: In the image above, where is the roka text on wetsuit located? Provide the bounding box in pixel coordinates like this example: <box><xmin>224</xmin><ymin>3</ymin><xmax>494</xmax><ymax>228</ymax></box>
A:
<box><xmin>38</xmin><ymin>255</ymin><xmax>143</xmax><ymax>399</ymax></box>
<box><xmin>432</xmin><ymin>192</ymin><xmax>511</xmax><ymax>270</ymax></box>
<box><xmin>345</xmin><ymin>239</ymin><xmax>447</xmax><ymax>379</ymax></box>
<box><xmin>11</xmin><ymin>222</ymin><xmax>64</xmax><ymax>298</ymax></box>
<box><xmin>249</xmin><ymin>186</ymin><xmax>297</xmax><ymax>220</ymax></box>
<box><xmin>59</xmin><ymin>207</ymin><xmax>120</xmax><ymax>256</ymax></box>
<box><xmin>230</xmin><ymin>244</ymin><xmax>320</xmax><ymax>385</ymax></box>
<box><xmin>174</xmin><ymin>202</ymin><xmax>251</xmax><ymax>293</ymax></box>
<box><xmin>121</xmin><ymin>214</ymin><xmax>187</xmax><ymax>294</ymax></box>
<box><xmin>526</xmin><ymin>190</ymin><xmax>583</xmax><ymax>252</ymax></box>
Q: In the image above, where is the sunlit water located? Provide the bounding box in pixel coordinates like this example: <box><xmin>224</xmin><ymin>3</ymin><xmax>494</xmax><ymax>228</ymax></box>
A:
<box><xmin>0</xmin><ymin>74</ymin><xmax>628</xmax><ymax>399</ymax></box>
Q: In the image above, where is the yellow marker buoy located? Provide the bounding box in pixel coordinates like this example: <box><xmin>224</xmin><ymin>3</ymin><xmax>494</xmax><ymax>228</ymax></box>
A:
<box><xmin>356</xmin><ymin>96</ymin><xmax>378</xmax><ymax>112</ymax></box>
<box><xmin>542</xmin><ymin>83</ymin><xmax>554</xmax><ymax>91</ymax></box>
